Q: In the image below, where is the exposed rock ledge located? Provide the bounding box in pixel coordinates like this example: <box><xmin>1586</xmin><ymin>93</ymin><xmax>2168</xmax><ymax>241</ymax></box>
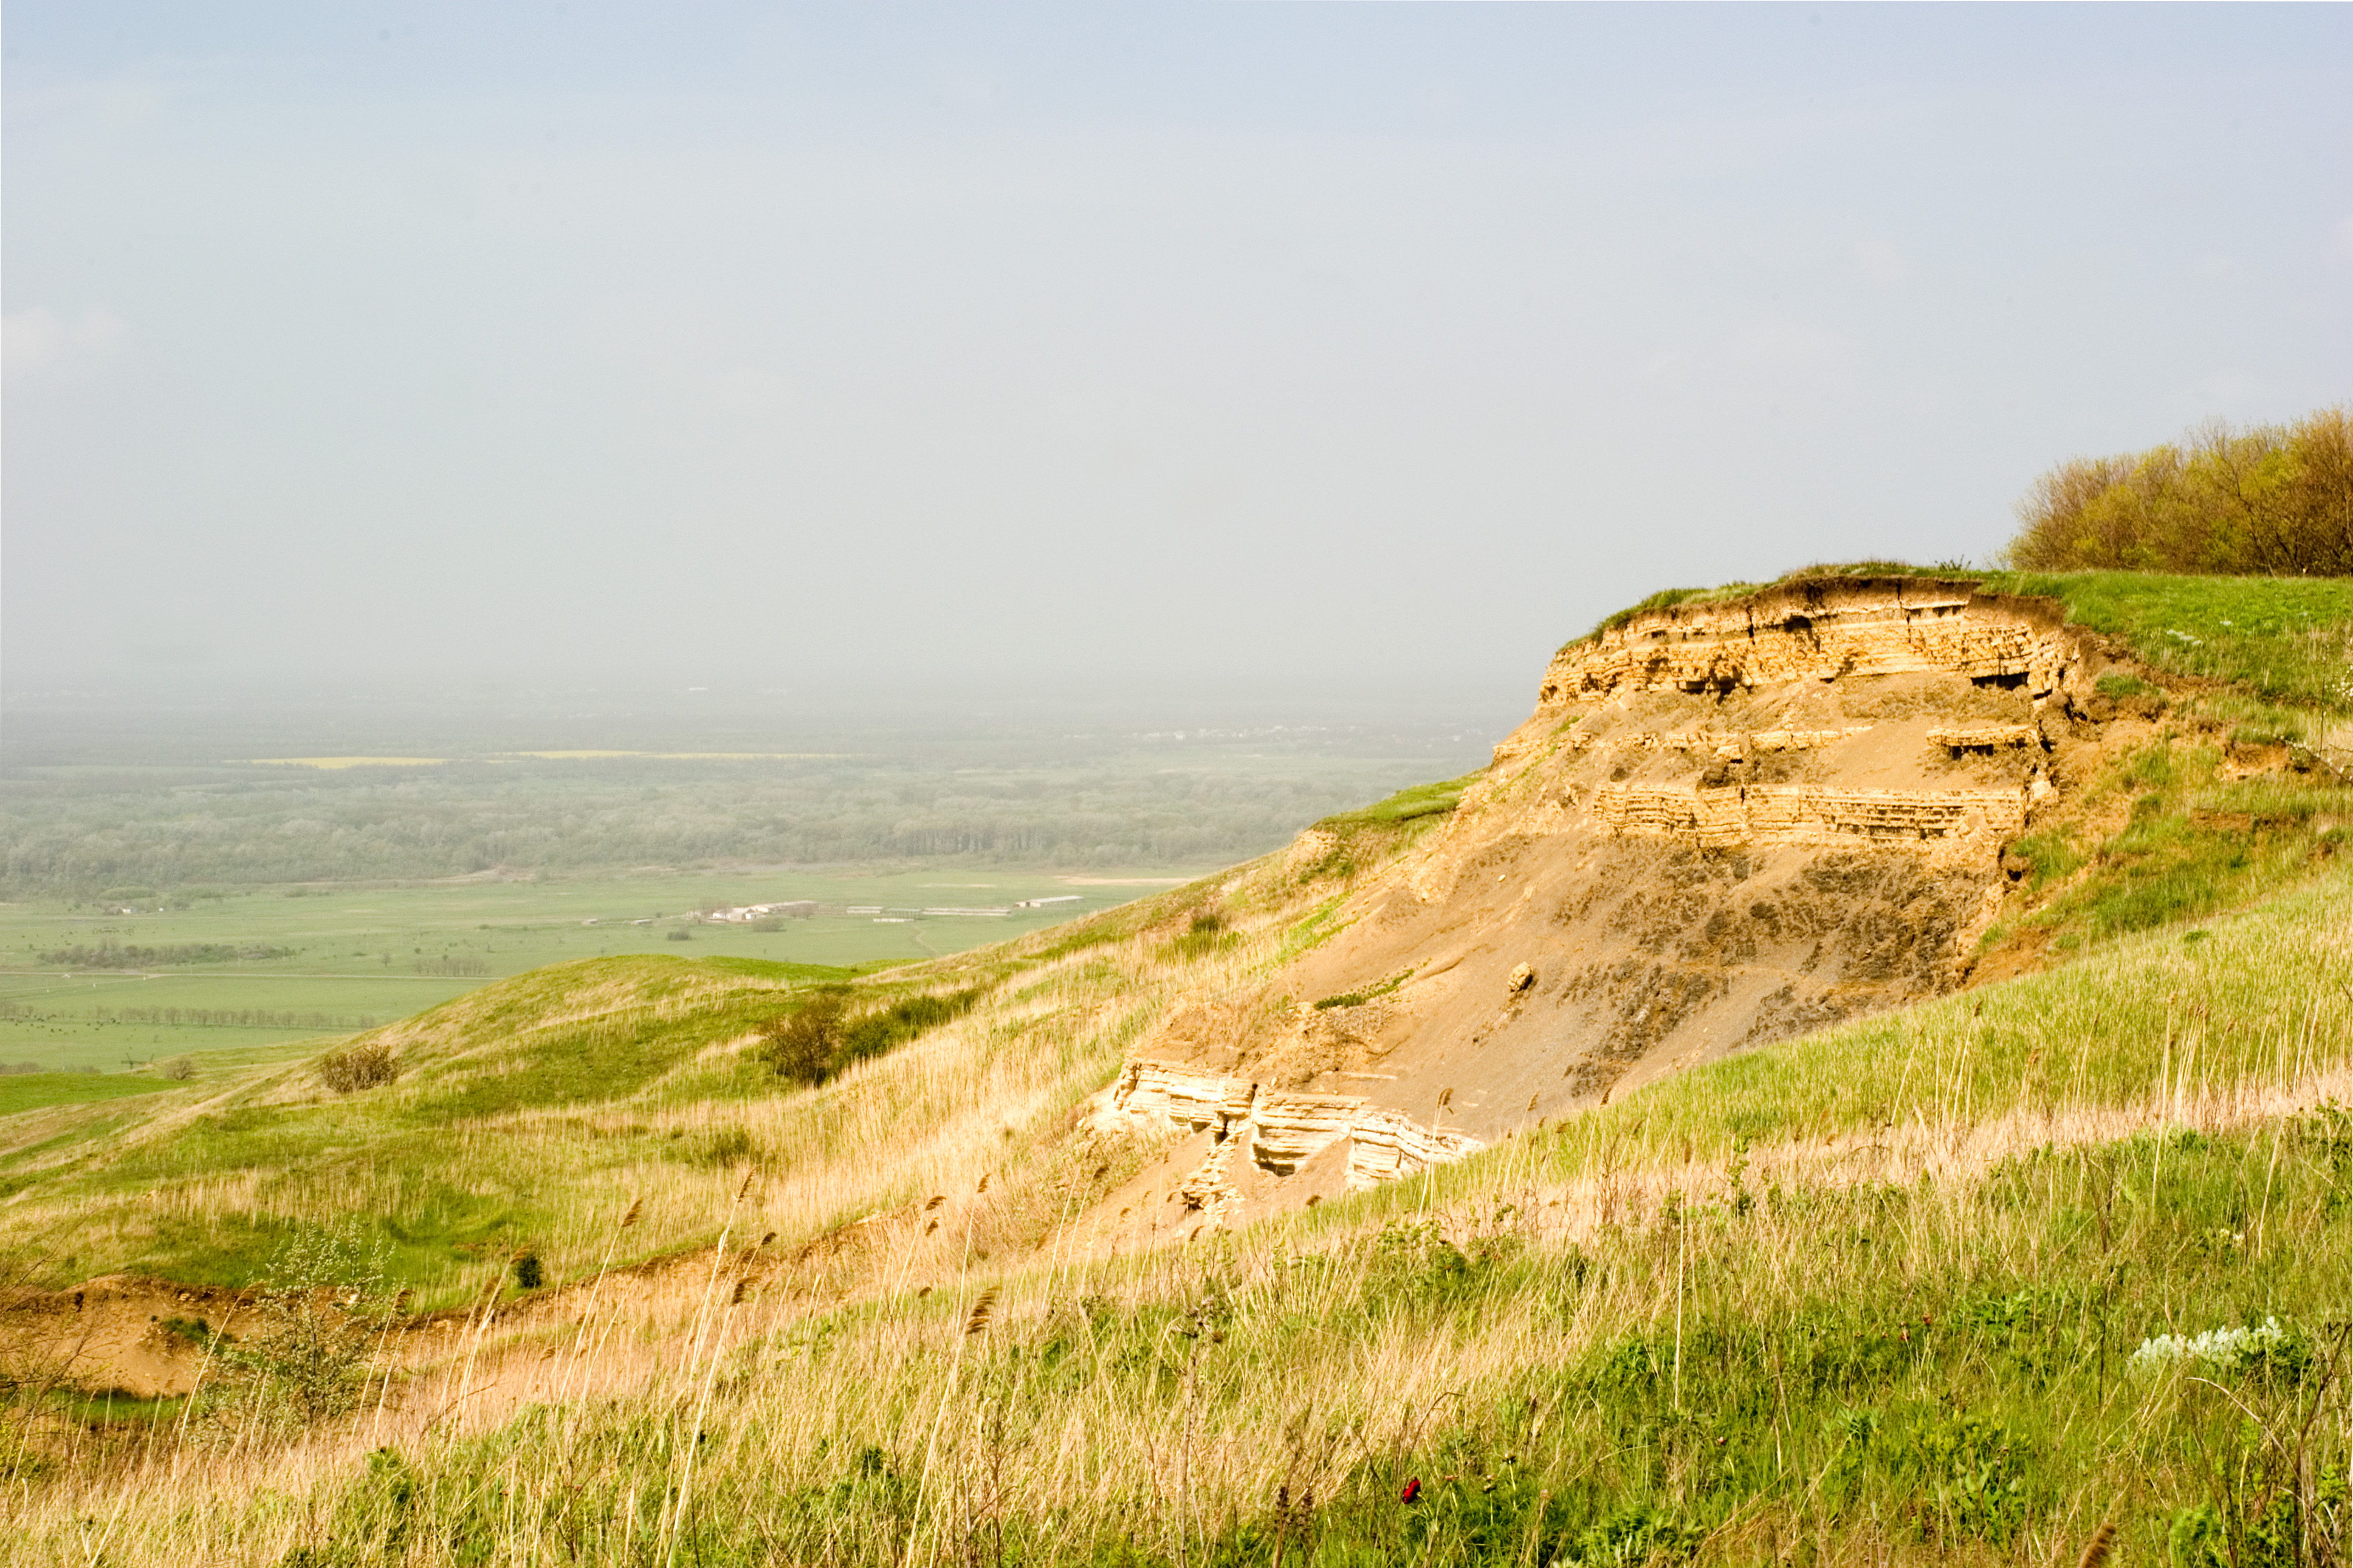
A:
<box><xmin>1582</xmin><ymin>781</ymin><xmax>2028</xmax><ymax>851</ymax></box>
<box><xmin>1094</xmin><ymin>1059</ymin><xmax>1482</xmax><ymax>1217</ymax></box>
<box><xmin>1530</xmin><ymin>579</ymin><xmax>2075</xmax><ymax>711</ymax></box>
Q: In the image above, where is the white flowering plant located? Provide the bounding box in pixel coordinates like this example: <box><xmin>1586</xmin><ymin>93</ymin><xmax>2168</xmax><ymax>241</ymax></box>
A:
<box><xmin>2126</xmin><ymin>1316</ymin><xmax>2312</xmax><ymax>1383</ymax></box>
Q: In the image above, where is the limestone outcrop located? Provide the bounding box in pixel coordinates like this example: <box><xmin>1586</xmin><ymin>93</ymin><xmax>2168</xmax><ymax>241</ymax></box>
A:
<box><xmin>1099</xmin><ymin>1059</ymin><xmax>1482</xmax><ymax>1203</ymax></box>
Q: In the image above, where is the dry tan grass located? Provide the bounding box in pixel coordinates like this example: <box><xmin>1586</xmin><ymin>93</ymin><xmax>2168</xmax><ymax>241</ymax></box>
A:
<box><xmin>15</xmin><ymin>1031</ymin><xmax>2344</xmax><ymax>1567</ymax></box>
<box><xmin>5</xmin><ymin>828</ymin><xmax>2348</xmax><ymax>1561</ymax></box>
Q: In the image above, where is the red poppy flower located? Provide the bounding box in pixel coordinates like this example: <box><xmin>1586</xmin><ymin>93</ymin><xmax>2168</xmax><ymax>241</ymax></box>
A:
<box><xmin>1400</xmin><ymin>1477</ymin><xmax>1422</xmax><ymax>1504</ymax></box>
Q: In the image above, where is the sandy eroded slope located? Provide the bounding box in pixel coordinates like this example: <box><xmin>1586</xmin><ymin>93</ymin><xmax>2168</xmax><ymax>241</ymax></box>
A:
<box><xmin>1087</xmin><ymin>577</ymin><xmax>2146</xmax><ymax>1234</ymax></box>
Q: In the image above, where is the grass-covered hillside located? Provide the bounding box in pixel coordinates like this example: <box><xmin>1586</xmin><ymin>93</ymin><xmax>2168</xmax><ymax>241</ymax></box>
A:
<box><xmin>9</xmin><ymin>844</ymin><xmax>2347</xmax><ymax>1566</ymax></box>
<box><xmin>1</xmin><ymin>569</ymin><xmax>2348</xmax><ymax>1566</ymax></box>
<box><xmin>0</xmin><ymin>789</ymin><xmax>1471</xmax><ymax>1310</ymax></box>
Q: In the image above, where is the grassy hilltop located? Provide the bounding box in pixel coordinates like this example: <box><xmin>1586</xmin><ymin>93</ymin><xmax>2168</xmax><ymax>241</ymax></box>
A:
<box><xmin>1</xmin><ymin>568</ymin><xmax>2349</xmax><ymax>1567</ymax></box>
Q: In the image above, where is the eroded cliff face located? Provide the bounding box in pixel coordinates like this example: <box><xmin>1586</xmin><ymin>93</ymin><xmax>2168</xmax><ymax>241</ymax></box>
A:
<box><xmin>1088</xmin><ymin>579</ymin><xmax>2131</xmax><ymax>1234</ymax></box>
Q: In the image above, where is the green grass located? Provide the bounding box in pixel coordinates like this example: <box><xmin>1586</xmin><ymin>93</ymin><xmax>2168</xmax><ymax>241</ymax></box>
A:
<box><xmin>0</xmin><ymin>953</ymin><xmax>853</xmax><ymax>1296</ymax></box>
<box><xmin>1313</xmin><ymin>772</ymin><xmax>1480</xmax><ymax>830</ymax></box>
<box><xmin>0</xmin><ymin>891</ymin><xmax>1215</xmax><ymax>1304</ymax></box>
<box><xmin>1578</xmin><ymin>585</ymin><xmax>1723</xmax><ymax>643</ymax></box>
<box><xmin>5</xmin><ymin>567</ymin><xmax>2348</xmax><ymax>1561</ymax></box>
<box><xmin>3</xmin><ymin>603</ymin><xmax>2351</xmax><ymax>1558</ymax></box>
<box><xmin>0</xmin><ymin>868</ymin><xmax>1184</xmax><ymax>1070</ymax></box>
<box><xmin>22</xmin><ymin>733</ymin><xmax>2305</xmax><ymax>1309</ymax></box>
<box><xmin>1313</xmin><ymin>853</ymin><xmax>2352</xmax><ymax>1217</ymax></box>
<box><xmin>1990</xmin><ymin>736</ymin><xmax>2349</xmax><ymax>954</ymax></box>
<box><xmin>1157</xmin><ymin>911</ymin><xmax>1240</xmax><ymax>965</ymax></box>
<box><xmin>1280</xmin><ymin>773</ymin><xmax>1480</xmax><ymax>886</ymax></box>
<box><xmin>2196</xmin><ymin>775</ymin><xmax>2353</xmax><ymax>823</ymax></box>
<box><xmin>1313</xmin><ymin>968</ymin><xmax>1413</xmax><ymax>1010</ymax></box>
<box><xmin>37</xmin><ymin>1388</ymin><xmax>188</xmax><ymax>1432</ymax></box>
<box><xmin>2094</xmin><ymin>669</ymin><xmax>2158</xmax><ymax>700</ymax></box>
<box><xmin>1971</xmin><ymin>570</ymin><xmax>2353</xmax><ymax>713</ymax></box>
<box><xmin>0</xmin><ymin>1070</ymin><xmax>181</xmax><ymax>1116</ymax></box>
<box><xmin>0</xmin><ymin>820</ymin><xmax>1404</xmax><ymax>1309</ymax></box>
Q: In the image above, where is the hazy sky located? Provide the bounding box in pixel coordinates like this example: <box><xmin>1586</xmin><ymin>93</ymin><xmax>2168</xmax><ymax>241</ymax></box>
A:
<box><xmin>7</xmin><ymin>4</ymin><xmax>2350</xmax><ymax>710</ymax></box>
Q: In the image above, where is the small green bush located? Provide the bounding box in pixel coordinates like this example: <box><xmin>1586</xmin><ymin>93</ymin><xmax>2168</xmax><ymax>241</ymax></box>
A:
<box><xmin>316</xmin><ymin>1040</ymin><xmax>396</xmax><ymax>1095</ymax></box>
<box><xmin>199</xmin><ymin>1230</ymin><xmax>391</xmax><ymax>1440</ymax></box>
<box><xmin>837</xmin><ymin>990</ymin><xmax>983</xmax><ymax>1067</ymax></box>
<box><xmin>760</xmin><ymin>991</ymin><xmax>847</xmax><ymax>1086</ymax></box>
<box><xmin>675</xmin><ymin>1126</ymin><xmax>757</xmax><ymax>1168</ymax></box>
<box><xmin>160</xmin><ymin>1316</ymin><xmax>225</xmax><ymax>1351</ymax></box>
<box><xmin>759</xmin><ymin>987</ymin><xmax>984</xmax><ymax>1086</ymax></box>
<box><xmin>1313</xmin><ymin>969</ymin><xmax>1412</xmax><ymax>1010</ymax></box>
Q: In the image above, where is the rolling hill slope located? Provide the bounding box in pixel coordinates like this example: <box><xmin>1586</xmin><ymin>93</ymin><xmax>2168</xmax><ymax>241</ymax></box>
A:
<box><xmin>2</xmin><ymin>569</ymin><xmax>2348</xmax><ymax>1567</ymax></box>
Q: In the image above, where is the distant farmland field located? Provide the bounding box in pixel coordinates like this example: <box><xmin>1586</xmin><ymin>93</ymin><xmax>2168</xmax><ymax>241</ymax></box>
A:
<box><xmin>0</xmin><ymin>868</ymin><xmax>1180</xmax><ymax>1071</ymax></box>
<box><xmin>0</xmin><ymin>704</ymin><xmax>1505</xmax><ymax>1079</ymax></box>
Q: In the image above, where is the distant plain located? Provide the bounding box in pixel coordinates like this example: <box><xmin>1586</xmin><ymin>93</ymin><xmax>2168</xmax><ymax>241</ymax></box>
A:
<box><xmin>0</xmin><ymin>699</ymin><xmax>1505</xmax><ymax>1073</ymax></box>
<box><xmin>0</xmin><ymin>869</ymin><xmax>1189</xmax><ymax>1072</ymax></box>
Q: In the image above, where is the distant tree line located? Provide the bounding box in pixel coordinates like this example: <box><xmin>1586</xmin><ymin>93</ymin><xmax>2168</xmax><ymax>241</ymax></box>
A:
<box><xmin>2008</xmin><ymin>405</ymin><xmax>2352</xmax><ymax>575</ymax></box>
<box><xmin>33</xmin><ymin>940</ymin><xmax>297</xmax><ymax>968</ymax></box>
<box><xmin>91</xmin><ymin>1006</ymin><xmax>380</xmax><ymax>1030</ymax></box>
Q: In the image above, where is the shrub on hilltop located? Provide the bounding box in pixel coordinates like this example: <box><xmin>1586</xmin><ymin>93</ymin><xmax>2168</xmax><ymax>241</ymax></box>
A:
<box><xmin>2007</xmin><ymin>405</ymin><xmax>2352</xmax><ymax>576</ymax></box>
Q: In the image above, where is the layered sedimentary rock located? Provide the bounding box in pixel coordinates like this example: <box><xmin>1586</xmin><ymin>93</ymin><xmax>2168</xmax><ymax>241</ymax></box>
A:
<box><xmin>1523</xmin><ymin>580</ymin><xmax>2073</xmax><ymax>714</ymax></box>
<box><xmin>1562</xmin><ymin>726</ymin><xmax>1872</xmax><ymax>757</ymax></box>
<box><xmin>1112</xmin><ymin>1062</ymin><xmax>1234</xmax><ymax>1133</ymax></box>
<box><xmin>1102</xmin><ymin>1059</ymin><xmax>1483</xmax><ymax>1198</ymax></box>
<box><xmin>1249</xmin><ymin>1092</ymin><xmax>1365</xmax><ymax>1176</ymax></box>
<box><xmin>1341</xmin><ymin>1108</ymin><xmax>1483</xmax><ymax>1186</ymax></box>
<box><xmin>1584</xmin><ymin>781</ymin><xmax>2028</xmax><ymax>850</ymax></box>
<box><xmin>1928</xmin><ymin>724</ymin><xmax>2045</xmax><ymax>752</ymax></box>
<box><xmin>1099</xmin><ymin>578</ymin><xmax>2126</xmax><ymax>1229</ymax></box>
